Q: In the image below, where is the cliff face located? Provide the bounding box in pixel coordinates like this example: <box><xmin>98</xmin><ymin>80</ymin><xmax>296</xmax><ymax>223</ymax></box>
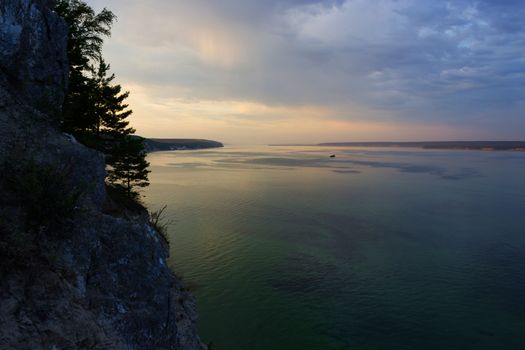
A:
<box><xmin>0</xmin><ymin>0</ymin><xmax>68</xmax><ymax>117</ymax></box>
<box><xmin>0</xmin><ymin>1</ymin><xmax>205</xmax><ymax>349</ymax></box>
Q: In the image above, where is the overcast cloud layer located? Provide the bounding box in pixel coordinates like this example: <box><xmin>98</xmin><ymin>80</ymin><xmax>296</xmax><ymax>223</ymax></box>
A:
<box><xmin>86</xmin><ymin>0</ymin><xmax>525</xmax><ymax>143</ymax></box>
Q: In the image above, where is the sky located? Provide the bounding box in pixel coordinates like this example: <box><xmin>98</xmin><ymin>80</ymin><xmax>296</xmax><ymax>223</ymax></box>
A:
<box><xmin>85</xmin><ymin>0</ymin><xmax>525</xmax><ymax>144</ymax></box>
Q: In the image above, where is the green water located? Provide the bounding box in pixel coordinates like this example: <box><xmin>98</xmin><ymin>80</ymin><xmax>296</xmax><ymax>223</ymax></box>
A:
<box><xmin>144</xmin><ymin>145</ymin><xmax>525</xmax><ymax>350</ymax></box>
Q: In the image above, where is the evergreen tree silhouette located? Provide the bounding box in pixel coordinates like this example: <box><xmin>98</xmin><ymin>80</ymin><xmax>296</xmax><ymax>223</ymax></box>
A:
<box><xmin>56</xmin><ymin>0</ymin><xmax>149</xmax><ymax>198</ymax></box>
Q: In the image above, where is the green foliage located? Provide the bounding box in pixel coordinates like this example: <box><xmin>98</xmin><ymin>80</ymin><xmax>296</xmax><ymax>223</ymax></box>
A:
<box><xmin>107</xmin><ymin>136</ymin><xmax>151</xmax><ymax>199</ymax></box>
<box><xmin>55</xmin><ymin>0</ymin><xmax>150</xmax><ymax>200</ymax></box>
<box><xmin>0</xmin><ymin>157</ymin><xmax>82</xmax><ymax>275</ymax></box>
<box><xmin>93</xmin><ymin>60</ymin><xmax>135</xmax><ymax>138</ymax></box>
<box><xmin>105</xmin><ymin>184</ymin><xmax>146</xmax><ymax>215</ymax></box>
<box><xmin>55</xmin><ymin>0</ymin><xmax>115</xmax><ymax>68</ymax></box>
<box><xmin>72</xmin><ymin>60</ymin><xmax>135</xmax><ymax>151</ymax></box>
<box><xmin>4</xmin><ymin>159</ymin><xmax>83</xmax><ymax>235</ymax></box>
<box><xmin>55</xmin><ymin>0</ymin><xmax>116</xmax><ymax>135</ymax></box>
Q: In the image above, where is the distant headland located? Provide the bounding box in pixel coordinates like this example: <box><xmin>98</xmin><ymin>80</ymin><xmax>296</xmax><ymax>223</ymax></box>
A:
<box><xmin>142</xmin><ymin>138</ymin><xmax>224</xmax><ymax>152</ymax></box>
<box><xmin>271</xmin><ymin>141</ymin><xmax>525</xmax><ymax>151</ymax></box>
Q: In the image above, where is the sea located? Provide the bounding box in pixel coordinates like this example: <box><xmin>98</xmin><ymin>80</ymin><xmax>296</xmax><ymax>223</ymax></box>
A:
<box><xmin>144</xmin><ymin>145</ymin><xmax>525</xmax><ymax>350</ymax></box>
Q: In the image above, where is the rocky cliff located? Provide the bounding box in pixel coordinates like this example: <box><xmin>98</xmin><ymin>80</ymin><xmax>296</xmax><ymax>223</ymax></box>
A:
<box><xmin>0</xmin><ymin>1</ymin><xmax>205</xmax><ymax>349</ymax></box>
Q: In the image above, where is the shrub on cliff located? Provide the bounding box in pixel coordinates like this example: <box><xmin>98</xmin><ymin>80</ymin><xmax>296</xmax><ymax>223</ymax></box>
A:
<box><xmin>0</xmin><ymin>157</ymin><xmax>83</xmax><ymax>273</ymax></box>
<box><xmin>149</xmin><ymin>205</ymin><xmax>171</xmax><ymax>246</ymax></box>
<box><xmin>4</xmin><ymin>158</ymin><xmax>83</xmax><ymax>235</ymax></box>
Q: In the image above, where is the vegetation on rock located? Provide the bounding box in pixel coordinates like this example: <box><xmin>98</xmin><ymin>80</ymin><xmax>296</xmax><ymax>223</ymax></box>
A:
<box><xmin>55</xmin><ymin>0</ymin><xmax>149</xmax><ymax>199</ymax></box>
<box><xmin>0</xmin><ymin>2</ymin><xmax>205</xmax><ymax>348</ymax></box>
<box><xmin>107</xmin><ymin>136</ymin><xmax>151</xmax><ymax>199</ymax></box>
<box><xmin>149</xmin><ymin>205</ymin><xmax>172</xmax><ymax>246</ymax></box>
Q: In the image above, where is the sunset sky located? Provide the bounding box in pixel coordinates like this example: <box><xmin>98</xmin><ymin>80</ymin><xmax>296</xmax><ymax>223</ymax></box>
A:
<box><xmin>86</xmin><ymin>0</ymin><xmax>525</xmax><ymax>144</ymax></box>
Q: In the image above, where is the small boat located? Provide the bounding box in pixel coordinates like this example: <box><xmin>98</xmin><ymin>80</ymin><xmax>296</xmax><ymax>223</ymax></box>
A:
<box><xmin>330</xmin><ymin>154</ymin><xmax>336</xmax><ymax>158</ymax></box>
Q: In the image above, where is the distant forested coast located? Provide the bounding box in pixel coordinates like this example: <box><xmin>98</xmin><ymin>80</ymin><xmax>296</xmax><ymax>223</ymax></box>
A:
<box><xmin>142</xmin><ymin>138</ymin><xmax>224</xmax><ymax>152</ymax></box>
<box><xmin>315</xmin><ymin>141</ymin><xmax>525</xmax><ymax>151</ymax></box>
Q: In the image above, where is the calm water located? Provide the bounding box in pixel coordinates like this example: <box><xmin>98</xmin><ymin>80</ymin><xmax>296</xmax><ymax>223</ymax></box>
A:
<box><xmin>144</xmin><ymin>145</ymin><xmax>525</xmax><ymax>350</ymax></box>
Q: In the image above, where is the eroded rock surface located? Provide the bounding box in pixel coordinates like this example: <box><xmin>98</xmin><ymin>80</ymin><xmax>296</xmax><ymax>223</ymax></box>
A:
<box><xmin>0</xmin><ymin>0</ymin><xmax>68</xmax><ymax>117</ymax></box>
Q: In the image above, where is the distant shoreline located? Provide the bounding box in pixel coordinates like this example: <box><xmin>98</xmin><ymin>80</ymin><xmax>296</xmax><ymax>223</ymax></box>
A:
<box><xmin>270</xmin><ymin>141</ymin><xmax>525</xmax><ymax>151</ymax></box>
<box><xmin>142</xmin><ymin>138</ymin><xmax>224</xmax><ymax>152</ymax></box>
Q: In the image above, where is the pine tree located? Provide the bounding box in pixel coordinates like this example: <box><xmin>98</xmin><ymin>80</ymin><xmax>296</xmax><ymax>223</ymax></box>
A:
<box><xmin>56</xmin><ymin>0</ymin><xmax>150</xmax><ymax>199</ymax></box>
<box><xmin>93</xmin><ymin>61</ymin><xmax>135</xmax><ymax>138</ymax></box>
<box><xmin>91</xmin><ymin>61</ymin><xmax>150</xmax><ymax>199</ymax></box>
<box><xmin>107</xmin><ymin>136</ymin><xmax>150</xmax><ymax>199</ymax></box>
<box><xmin>55</xmin><ymin>0</ymin><xmax>115</xmax><ymax>135</ymax></box>
<box><xmin>87</xmin><ymin>60</ymin><xmax>135</xmax><ymax>152</ymax></box>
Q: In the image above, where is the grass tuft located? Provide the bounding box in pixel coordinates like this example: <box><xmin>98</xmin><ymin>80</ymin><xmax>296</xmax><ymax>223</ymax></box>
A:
<box><xmin>149</xmin><ymin>205</ymin><xmax>172</xmax><ymax>245</ymax></box>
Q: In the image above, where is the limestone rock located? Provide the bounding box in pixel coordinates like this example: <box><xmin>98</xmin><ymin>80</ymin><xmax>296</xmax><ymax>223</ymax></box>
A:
<box><xmin>0</xmin><ymin>1</ymin><xmax>206</xmax><ymax>349</ymax></box>
<box><xmin>0</xmin><ymin>0</ymin><xmax>68</xmax><ymax>117</ymax></box>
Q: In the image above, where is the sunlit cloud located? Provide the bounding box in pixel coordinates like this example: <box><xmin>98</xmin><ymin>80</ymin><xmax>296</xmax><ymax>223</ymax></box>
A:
<box><xmin>124</xmin><ymin>84</ymin><xmax>487</xmax><ymax>144</ymax></box>
<box><xmin>86</xmin><ymin>0</ymin><xmax>525</xmax><ymax>143</ymax></box>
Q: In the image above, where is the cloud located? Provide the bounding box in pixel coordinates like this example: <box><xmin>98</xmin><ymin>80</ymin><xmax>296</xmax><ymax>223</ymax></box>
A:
<box><xmin>85</xmin><ymin>0</ymin><xmax>525</xmax><ymax>142</ymax></box>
